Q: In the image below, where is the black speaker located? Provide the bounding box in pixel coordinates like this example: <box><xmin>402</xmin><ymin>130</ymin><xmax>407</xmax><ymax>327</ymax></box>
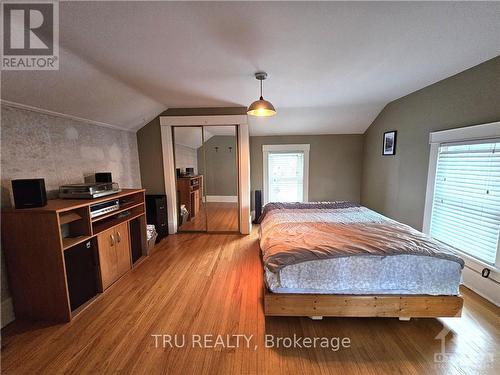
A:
<box><xmin>253</xmin><ymin>190</ymin><xmax>262</xmax><ymax>223</ymax></box>
<box><xmin>95</xmin><ymin>172</ymin><xmax>112</xmax><ymax>183</ymax></box>
<box><xmin>11</xmin><ymin>179</ymin><xmax>47</xmax><ymax>209</ymax></box>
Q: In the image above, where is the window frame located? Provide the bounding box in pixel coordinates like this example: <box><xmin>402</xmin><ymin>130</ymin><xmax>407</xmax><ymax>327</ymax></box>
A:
<box><xmin>262</xmin><ymin>144</ymin><xmax>310</xmax><ymax>205</ymax></box>
<box><xmin>423</xmin><ymin>121</ymin><xmax>500</xmax><ymax>282</ymax></box>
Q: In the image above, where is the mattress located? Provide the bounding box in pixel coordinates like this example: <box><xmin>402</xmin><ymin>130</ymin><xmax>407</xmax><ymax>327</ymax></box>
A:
<box><xmin>259</xmin><ymin>202</ymin><xmax>464</xmax><ymax>296</ymax></box>
<box><xmin>265</xmin><ymin>254</ymin><xmax>462</xmax><ymax>295</ymax></box>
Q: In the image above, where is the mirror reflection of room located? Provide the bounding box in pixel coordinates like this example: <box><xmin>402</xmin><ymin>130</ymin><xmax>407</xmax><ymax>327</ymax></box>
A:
<box><xmin>174</xmin><ymin>127</ymin><xmax>206</xmax><ymax>231</ymax></box>
<box><xmin>199</xmin><ymin>126</ymin><xmax>239</xmax><ymax>232</ymax></box>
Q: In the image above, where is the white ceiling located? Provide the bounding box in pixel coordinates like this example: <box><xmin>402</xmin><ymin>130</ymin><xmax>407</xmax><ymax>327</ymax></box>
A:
<box><xmin>1</xmin><ymin>2</ymin><xmax>499</xmax><ymax>135</ymax></box>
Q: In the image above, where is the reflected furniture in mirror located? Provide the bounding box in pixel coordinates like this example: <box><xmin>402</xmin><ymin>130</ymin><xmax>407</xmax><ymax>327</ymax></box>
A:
<box><xmin>176</xmin><ymin>175</ymin><xmax>204</xmax><ymax>230</ymax></box>
<box><xmin>173</xmin><ymin>126</ymin><xmax>207</xmax><ymax>231</ymax></box>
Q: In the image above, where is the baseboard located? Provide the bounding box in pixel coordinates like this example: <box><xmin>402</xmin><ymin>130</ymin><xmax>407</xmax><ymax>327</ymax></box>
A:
<box><xmin>462</xmin><ymin>266</ymin><xmax>500</xmax><ymax>307</ymax></box>
<box><xmin>206</xmin><ymin>195</ymin><xmax>238</xmax><ymax>203</ymax></box>
<box><xmin>1</xmin><ymin>298</ymin><xmax>15</xmax><ymax>328</ymax></box>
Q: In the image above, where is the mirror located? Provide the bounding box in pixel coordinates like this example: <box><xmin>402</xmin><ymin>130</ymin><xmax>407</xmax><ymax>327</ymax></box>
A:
<box><xmin>173</xmin><ymin>125</ymin><xmax>239</xmax><ymax>232</ymax></box>
<box><xmin>199</xmin><ymin>126</ymin><xmax>239</xmax><ymax>232</ymax></box>
<box><xmin>173</xmin><ymin>127</ymin><xmax>206</xmax><ymax>231</ymax></box>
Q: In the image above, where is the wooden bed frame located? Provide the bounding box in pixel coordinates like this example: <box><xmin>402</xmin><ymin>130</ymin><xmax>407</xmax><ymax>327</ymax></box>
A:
<box><xmin>264</xmin><ymin>287</ymin><xmax>463</xmax><ymax>319</ymax></box>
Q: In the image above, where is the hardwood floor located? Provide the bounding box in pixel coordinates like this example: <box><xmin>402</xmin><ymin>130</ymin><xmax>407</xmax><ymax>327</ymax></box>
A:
<box><xmin>206</xmin><ymin>202</ymin><xmax>238</xmax><ymax>232</ymax></box>
<box><xmin>1</xmin><ymin>228</ymin><xmax>499</xmax><ymax>374</ymax></box>
<box><xmin>179</xmin><ymin>202</ymin><xmax>239</xmax><ymax>232</ymax></box>
<box><xmin>178</xmin><ymin>204</ymin><xmax>207</xmax><ymax>231</ymax></box>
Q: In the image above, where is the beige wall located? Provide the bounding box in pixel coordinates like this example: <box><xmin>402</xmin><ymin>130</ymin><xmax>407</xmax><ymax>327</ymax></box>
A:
<box><xmin>1</xmin><ymin>105</ymin><xmax>141</xmax><ymax>326</ymax></box>
<box><xmin>250</xmin><ymin>135</ymin><xmax>364</xmax><ymax>209</ymax></box>
<box><xmin>136</xmin><ymin>116</ymin><xmax>165</xmax><ymax>194</ymax></box>
<box><xmin>361</xmin><ymin>56</ymin><xmax>500</xmax><ymax>230</ymax></box>
<box><xmin>198</xmin><ymin>135</ymin><xmax>238</xmax><ymax>196</ymax></box>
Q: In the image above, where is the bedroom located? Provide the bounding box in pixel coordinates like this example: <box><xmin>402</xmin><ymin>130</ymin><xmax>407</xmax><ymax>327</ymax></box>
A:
<box><xmin>0</xmin><ymin>1</ymin><xmax>499</xmax><ymax>374</ymax></box>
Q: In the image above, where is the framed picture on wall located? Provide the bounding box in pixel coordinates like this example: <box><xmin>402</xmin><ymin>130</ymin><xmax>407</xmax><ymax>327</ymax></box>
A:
<box><xmin>383</xmin><ymin>131</ymin><xmax>397</xmax><ymax>156</ymax></box>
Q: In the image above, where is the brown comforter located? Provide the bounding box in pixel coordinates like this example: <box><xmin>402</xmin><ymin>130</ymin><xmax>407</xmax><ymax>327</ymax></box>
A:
<box><xmin>259</xmin><ymin>202</ymin><xmax>464</xmax><ymax>272</ymax></box>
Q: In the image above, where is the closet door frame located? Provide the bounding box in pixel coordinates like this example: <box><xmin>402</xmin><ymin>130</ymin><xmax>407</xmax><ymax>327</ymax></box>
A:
<box><xmin>160</xmin><ymin>115</ymin><xmax>250</xmax><ymax>235</ymax></box>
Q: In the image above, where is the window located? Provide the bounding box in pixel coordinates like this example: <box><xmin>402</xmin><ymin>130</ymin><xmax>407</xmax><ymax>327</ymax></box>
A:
<box><xmin>268</xmin><ymin>152</ymin><xmax>304</xmax><ymax>202</ymax></box>
<box><xmin>263</xmin><ymin>144</ymin><xmax>309</xmax><ymax>204</ymax></box>
<box><xmin>429</xmin><ymin>141</ymin><xmax>500</xmax><ymax>265</ymax></box>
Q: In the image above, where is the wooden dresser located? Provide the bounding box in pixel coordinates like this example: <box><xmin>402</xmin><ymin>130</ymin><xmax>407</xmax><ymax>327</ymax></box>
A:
<box><xmin>176</xmin><ymin>175</ymin><xmax>203</xmax><ymax>219</ymax></box>
<box><xmin>1</xmin><ymin>189</ymin><xmax>148</xmax><ymax>322</ymax></box>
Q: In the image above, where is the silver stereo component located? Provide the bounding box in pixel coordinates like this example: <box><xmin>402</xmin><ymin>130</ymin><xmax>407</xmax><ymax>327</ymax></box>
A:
<box><xmin>59</xmin><ymin>182</ymin><xmax>120</xmax><ymax>199</ymax></box>
<box><xmin>90</xmin><ymin>199</ymin><xmax>120</xmax><ymax>218</ymax></box>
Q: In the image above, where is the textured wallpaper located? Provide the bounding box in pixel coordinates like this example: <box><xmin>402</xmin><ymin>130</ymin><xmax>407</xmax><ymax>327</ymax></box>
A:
<box><xmin>0</xmin><ymin>104</ymin><xmax>142</xmax><ymax>324</ymax></box>
<box><xmin>174</xmin><ymin>143</ymin><xmax>198</xmax><ymax>174</ymax></box>
<box><xmin>1</xmin><ymin>105</ymin><xmax>141</xmax><ymax>204</ymax></box>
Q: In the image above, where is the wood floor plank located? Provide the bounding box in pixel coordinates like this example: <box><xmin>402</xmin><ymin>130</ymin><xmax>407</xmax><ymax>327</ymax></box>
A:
<box><xmin>1</xmin><ymin>227</ymin><xmax>499</xmax><ymax>374</ymax></box>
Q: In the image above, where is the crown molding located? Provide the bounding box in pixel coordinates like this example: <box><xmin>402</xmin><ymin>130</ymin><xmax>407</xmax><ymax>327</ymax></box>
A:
<box><xmin>0</xmin><ymin>99</ymin><xmax>133</xmax><ymax>132</ymax></box>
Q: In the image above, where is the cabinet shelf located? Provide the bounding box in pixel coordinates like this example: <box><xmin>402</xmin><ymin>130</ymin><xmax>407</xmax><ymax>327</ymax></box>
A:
<box><xmin>59</xmin><ymin>212</ymin><xmax>83</xmax><ymax>225</ymax></box>
<box><xmin>62</xmin><ymin>235</ymin><xmax>92</xmax><ymax>251</ymax></box>
<box><xmin>91</xmin><ymin>202</ymin><xmax>144</xmax><ymax>223</ymax></box>
<box><xmin>92</xmin><ymin>204</ymin><xmax>145</xmax><ymax>235</ymax></box>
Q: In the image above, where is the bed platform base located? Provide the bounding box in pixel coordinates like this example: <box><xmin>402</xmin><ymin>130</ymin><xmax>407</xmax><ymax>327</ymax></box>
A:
<box><xmin>264</xmin><ymin>290</ymin><xmax>463</xmax><ymax>318</ymax></box>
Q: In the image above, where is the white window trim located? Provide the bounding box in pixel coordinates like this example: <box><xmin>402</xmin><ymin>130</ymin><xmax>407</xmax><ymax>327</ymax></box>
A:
<box><xmin>262</xmin><ymin>144</ymin><xmax>310</xmax><ymax>205</ymax></box>
<box><xmin>422</xmin><ymin>121</ymin><xmax>500</xmax><ymax>290</ymax></box>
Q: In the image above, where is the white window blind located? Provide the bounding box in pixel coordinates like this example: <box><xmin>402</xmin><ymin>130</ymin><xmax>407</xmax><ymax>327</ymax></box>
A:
<box><xmin>430</xmin><ymin>141</ymin><xmax>500</xmax><ymax>265</ymax></box>
<box><xmin>268</xmin><ymin>152</ymin><xmax>304</xmax><ymax>203</ymax></box>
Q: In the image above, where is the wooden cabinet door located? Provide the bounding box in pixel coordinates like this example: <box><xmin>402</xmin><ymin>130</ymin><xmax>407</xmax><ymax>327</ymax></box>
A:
<box><xmin>97</xmin><ymin>227</ymin><xmax>118</xmax><ymax>290</ymax></box>
<box><xmin>114</xmin><ymin>222</ymin><xmax>131</xmax><ymax>279</ymax></box>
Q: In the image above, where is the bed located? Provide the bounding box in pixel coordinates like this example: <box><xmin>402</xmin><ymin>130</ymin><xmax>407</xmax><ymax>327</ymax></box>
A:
<box><xmin>258</xmin><ymin>202</ymin><xmax>464</xmax><ymax>319</ymax></box>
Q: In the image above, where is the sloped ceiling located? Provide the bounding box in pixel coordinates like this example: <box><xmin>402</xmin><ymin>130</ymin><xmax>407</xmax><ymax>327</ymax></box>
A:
<box><xmin>174</xmin><ymin>126</ymin><xmax>236</xmax><ymax>149</ymax></box>
<box><xmin>1</xmin><ymin>2</ymin><xmax>499</xmax><ymax>135</ymax></box>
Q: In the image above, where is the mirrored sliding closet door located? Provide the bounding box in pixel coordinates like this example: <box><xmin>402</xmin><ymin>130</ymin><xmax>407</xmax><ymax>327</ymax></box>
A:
<box><xmin>199</xmin><ymin>126</ymin><xmax>239</xmax><ymax>232</ymax></box>
<box><xmin>173</xmin><ymin>125</ymin><xmax>239</xmax><ymax>233</ymax></box>
<box><xmin>173</xmin><ymin>126</ymin><xmax>207</xmax><ymax>232</ymax></box>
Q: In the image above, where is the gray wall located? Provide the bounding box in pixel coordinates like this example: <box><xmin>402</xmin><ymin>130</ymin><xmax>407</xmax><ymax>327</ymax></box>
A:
<box><xmin>161</xmin><ymin>107</ymin><xmax>247</xmax><ymax>117</ymax></box>
<box><xmin>136</xmin><ymin>107</ymin><xmax>247</xmax><ymax>194</ymax></box>
<box><xmin>136</xmin><ymin>116</ymin><xmax>165</xmax><ymax>194</ymax></box>
<box><xmin>250</xmin><ymin>135</ymin><xmax>364</xmax><ymax>209</ymax></box>
<box><xmin>361</xmin><ymin>56</ymin><xmax>500</xmax><ymax>230</ymax></box>
<box><xmin>198</xmin><ymin>135</ymin><xmax>238</xmax><ymax>196</ymax></box>
<box><xmin>0</xmin><ymin>105</ymin><xmax>141</xmax><ymax>325</ymax></box>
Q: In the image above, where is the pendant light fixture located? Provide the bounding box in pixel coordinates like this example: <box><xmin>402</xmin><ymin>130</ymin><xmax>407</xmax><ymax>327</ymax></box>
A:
<box><xmin>247</xmin><ymin>72</ymin><xmax>276</xmax><ymax>117</ymax></box>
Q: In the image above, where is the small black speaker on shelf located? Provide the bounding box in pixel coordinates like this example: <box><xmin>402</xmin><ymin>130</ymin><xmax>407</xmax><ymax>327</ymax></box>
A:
<box><xmin>11</xmin><ymin>178</ymin><xmax>47</xmax><ymax>209</ymax></box>
<box><xmin>253</xmin><ymin>190</ymin><xmax>262</xmax><ymax>223</ymax></box>
<box><xmin>95</xmin><ymin>172</ymin><xmax>112</xmax><ymax>183</ymax></box>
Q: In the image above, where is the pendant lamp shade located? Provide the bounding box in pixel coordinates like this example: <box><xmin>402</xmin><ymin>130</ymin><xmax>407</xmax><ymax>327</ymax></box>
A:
<box><xmin>247</xmin><ymin>72</ymin><xmax>276</xmax><ymax>117</ymax></box>
<box><xmin>247</xmin><ymin>97</ymin><xmax>276</xmax><ymax>117</ymax></box>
